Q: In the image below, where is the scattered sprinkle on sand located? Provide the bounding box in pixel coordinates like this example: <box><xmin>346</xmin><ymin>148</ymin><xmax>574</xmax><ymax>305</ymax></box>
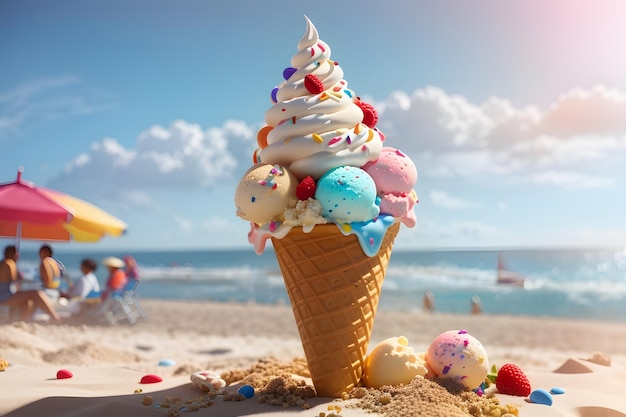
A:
<box><xmin>213</xmin><ymin>357</ymin><xmax>519</xmax><ymax>416</ymax></box>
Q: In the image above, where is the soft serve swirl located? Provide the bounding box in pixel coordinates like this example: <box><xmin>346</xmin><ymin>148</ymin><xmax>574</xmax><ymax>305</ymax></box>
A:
<box><xmin>259</xmin><ymin>16</ymin><xmax>383</xmax><ymax>180</ymax></box>
<box><xmin>236</xmin><ymin>17</ymin><xmax>418</xmax><ymax>257</ymax></box>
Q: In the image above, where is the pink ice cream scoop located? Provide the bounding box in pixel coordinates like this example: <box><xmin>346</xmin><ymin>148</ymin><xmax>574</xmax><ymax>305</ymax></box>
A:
<box><xmin>362</xmin><ymin>147</ymin><xmax>418</xmax><ymax>227</ymax></box>
<box><xmin>425</xmin><ymin>330</ymin><xmax>489</xmax><ymax>389</ymax></box>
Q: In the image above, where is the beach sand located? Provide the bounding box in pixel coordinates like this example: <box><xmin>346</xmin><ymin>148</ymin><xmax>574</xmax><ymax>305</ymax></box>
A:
<box><xmin>1</xmin><ymin>299</ymin><xmax>625</xmax><ymax>416</ymax></box>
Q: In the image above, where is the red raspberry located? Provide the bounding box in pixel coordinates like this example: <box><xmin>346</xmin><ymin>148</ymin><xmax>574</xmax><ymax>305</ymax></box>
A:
<box><xmin>295</xmin><ymin>176</ymin><xmax>317</xmax><ymax>200</ymax></box>
<box><xmin>496</xmin><ymin>363</ymin><xmax>531</xmax><ymax>397</ymax></box>
<box><xmin>354</xmin><ymin>100</ymin><xmax>378</xmax><ymax>128</ymax></box>
<box><xmin>304</xmin><ymin>74</ymin><xmax>324</xmax><ymax>94</ymax></box>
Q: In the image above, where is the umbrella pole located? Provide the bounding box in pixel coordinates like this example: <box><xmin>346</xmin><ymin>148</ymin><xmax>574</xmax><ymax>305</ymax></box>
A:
<box><xmin>16</xmin><ymin>222</ymin><xmax>22</xmax><ymax>252</ymax></box>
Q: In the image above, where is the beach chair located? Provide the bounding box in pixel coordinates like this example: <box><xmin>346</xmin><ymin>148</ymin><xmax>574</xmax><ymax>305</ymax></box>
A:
<box><xmin>100</xmin><ymin>279</ymin><xmax>147</xmax><ymax>325</ymax></box>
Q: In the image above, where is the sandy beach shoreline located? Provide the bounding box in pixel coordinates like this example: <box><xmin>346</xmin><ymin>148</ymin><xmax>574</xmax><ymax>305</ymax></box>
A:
<box><xmin>1</xmin><ymin>299</ymin><xmax>626</xmax><ymax>416</ymax></box>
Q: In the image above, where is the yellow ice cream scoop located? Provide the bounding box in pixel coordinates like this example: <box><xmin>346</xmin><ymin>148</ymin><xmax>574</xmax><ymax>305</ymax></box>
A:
<box><xmin>363</xmin><ymin>336</ymin><xmax>428</xmax><ymax>388</ymax></box>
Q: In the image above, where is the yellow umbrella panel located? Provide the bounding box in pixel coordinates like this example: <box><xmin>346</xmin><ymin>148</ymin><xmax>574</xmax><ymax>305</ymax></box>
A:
<box><xmin>39</xmin><ymin>188</ymin><xmax>127</xmax><ymax>239</ymax></box>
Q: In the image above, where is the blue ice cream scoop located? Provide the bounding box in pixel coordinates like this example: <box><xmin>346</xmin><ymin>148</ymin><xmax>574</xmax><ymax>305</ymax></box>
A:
<box><xmin>315</xmin><ymin>166</ymin><xmax>380</xmax><ymax>223</ymax></box>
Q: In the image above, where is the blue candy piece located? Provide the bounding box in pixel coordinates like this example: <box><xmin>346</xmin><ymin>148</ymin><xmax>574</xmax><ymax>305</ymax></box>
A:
<box><xmin>283</xmin><ymin>67</ymin><xmax>297</xmax><ymax>80</ymax></box>
<box><xmin>271</xmin><ymin>87</ymin><xmax>278</xmax><ymax>103</ymax></box>
<box><xmin>158</xmin><ymin>359</ymin><xmax>176</xmax><ymax>367</ymax></box>
<box><xmin>530</xmin><ymin>389</ymin><xmax>553</xmax><ymax>406</ymax></box>
<box><xmin>237</xmin><ymin>385</ymin><xmax>255</xmax><ymax>399</ymax></box>
<box><xmin>550</xmin><ymin>387</ymin><xmax>565</xmax><ymax>395</ymax></box>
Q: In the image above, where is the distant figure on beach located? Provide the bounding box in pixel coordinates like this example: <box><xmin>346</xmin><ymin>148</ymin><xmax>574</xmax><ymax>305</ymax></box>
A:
<box><xmin>471</xmin><ymin>295</ymin><xmax>483</xmax><ymax>315</ymax></box>
<box><xmin>423</xmin><ymin>290</ymin><xmax>435</xmax><ymax>313</ymax></box>
<box><xmin>100</xmin><ymin>257</ymin><xmax>127</xmax><ymax>301</ymax></box>
<box><xmin>38</xmin><ymin>244</ymin><xmax>64</xmax><ymax>292</ymax></box>
<box><xmin>62</xmin><ymin>258</ymin><xmax>101</xmax><ymax>301</ymax></box>
<box><xmin>0</xmin><ymin>245</ymin><xmax>61</xmax><ymax>322</ymax></box>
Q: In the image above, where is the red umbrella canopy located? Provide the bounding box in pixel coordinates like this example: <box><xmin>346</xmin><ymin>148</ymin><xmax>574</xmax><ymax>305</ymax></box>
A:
<box><xmin>0</xmin><ymin>169</ymin><xmax>71</xmax><ymax>224</ymax></box>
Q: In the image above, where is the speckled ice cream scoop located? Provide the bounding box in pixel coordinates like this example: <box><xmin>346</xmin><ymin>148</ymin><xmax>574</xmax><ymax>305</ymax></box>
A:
<box><xmin>426</xmin><ymin>330</ymin><xmax>489</xmax><ymax>389</ymax></box>
<box><xmin>314</xmin><ymin>165</ymin><xmax>379</xmax><ymax>223</ymax></box>
<box><xmin>235</xmin><ymin>163</ymin><xmax>298</xmax><ymax>224</ymax></box>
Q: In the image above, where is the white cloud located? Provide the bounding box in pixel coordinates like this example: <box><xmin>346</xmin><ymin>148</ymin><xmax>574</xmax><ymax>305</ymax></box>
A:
<box><xmin>527</xmin><ymin>170</ymin><xmax>615</xmax><ymax>188</ymax></box>
<box><xmin>50</xmin><ymin>119</ymin><xmax>252</xmax><ymax>194</ymax></box>
<box><xmin>429</xmin><ymin>190</ymin><xmax>481</xmax><ymax>209</ymax></box>
<box><xmin>377</xmin><ymin>86</ymin><xmax>493</xmax><ymax>154</ymax></box>
<box><xmin>378</xmin><ymin>84</ymin><xmax>626</xmax><ymax>187</ymax></box>
<box><xmin>539</xmin><ymin>85</ymin><xmax>626</xmax><ymax>137</ymax></box>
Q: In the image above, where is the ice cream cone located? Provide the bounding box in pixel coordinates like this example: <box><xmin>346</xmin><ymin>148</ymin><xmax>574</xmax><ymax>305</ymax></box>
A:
<box><xmin>271</xmin><ymin>222</ymin><xmax>400</xmax><ymax>397</ymax></box>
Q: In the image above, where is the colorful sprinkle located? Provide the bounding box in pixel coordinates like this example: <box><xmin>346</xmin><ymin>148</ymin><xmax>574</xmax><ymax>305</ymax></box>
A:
<box><xmin>56</xmin><ymin>369</ymin><xmax>73</xmax><ymax>379</ymax></box>
<box><xmin>530</xmin><ymin>389</ymin><xmax>553</xmax><ymax>406</ymax></box>
<box><xmin>550</xmin><ymin>387</ymin><xmax>565</xmax><ymax>394</ymax></box>
<box><xmin>269</xmin><ymin>222</ymin><xmax>279</xmax><ymax>232</ymax></box>
<box><xmin>283</xmin><ymin>67</ymin><xmax>297</xmax><ymax>80</ymax></box>
<box><xmin>291</xmin><ymin>116</ymin><xmax>297</xmax><ymax>124</ymax></box>
<box><xmin>341</xmin><ymin>223</ymin><xmax>352</xmax><ymax>233</ymax></box>
<box><xmin>317</xmin><ymin>42</ymin><xmax>325</xmax><ymax>52</ymax></box>
<box><xmin>271</xmin><ymin>87</ymin><xmax>278</xmax><ymax>103</ymax></box>
<box><xmin>140</xmin><ymin>374</ymin><xmax>163</xmax><ymax>384</ymax></box>
<box><xmin>442</xmin><ymin>365</ymin><xmax>451</xmax><ymax>375</ymax></box>
<box><xmin>312</xmin><ymin>133</ymin><xmax>323</xmax><ymax>143</ymax></box>
<box><xmin>328</xmin><ymin>137</ymin><xmax>342</xmax><ymax>146</ymax></box>
<box><xmin>354</xmin><ymin>123</ymin><xmax>361</xmax><ymax>134</ymax></box>
<box><xmin>257</xmin><ymin>126</ymin><xmax>272</xmax><ymax>149</ymax></box>
<box><xmin>237</xmin><ymin>385</ymin><xmax>255</xmax><ymax>399</ymax></box>
<box><xmin>366</xmin><ymin>129</ymin><xmax>374</xmax><ymax>142</ymax></box>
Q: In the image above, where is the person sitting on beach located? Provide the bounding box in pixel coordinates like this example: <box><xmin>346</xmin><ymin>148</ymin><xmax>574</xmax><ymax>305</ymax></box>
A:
<box><xmin>0</xmin><ymin>245</ymin><xmax>61</xmax><ymax>322</ymax></box>
<box><xmin>100</xmin><ymin>257</ymin><xmax>127</xmax><ymax>301</ymax></box>
<box><xmin>62</xmin><ymin>258</ymin><xmax>101</xmax><ymax>301</ymax></box>
<box><xmin>38</xmin><ymin>244</ymin><xmax>64</xmax><ymax>292</ymax></box>
<box><xmin>123</xmin><ymin>255</ymin><xmax>140</xmax><ymax>282</ymax></box>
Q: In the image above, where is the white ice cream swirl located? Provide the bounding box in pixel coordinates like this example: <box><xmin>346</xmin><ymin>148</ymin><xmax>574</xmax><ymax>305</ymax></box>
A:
<box><xmin>259</xmin><ymin>16</ymin><xmax>383</xmax><ymax>180</ymax></box>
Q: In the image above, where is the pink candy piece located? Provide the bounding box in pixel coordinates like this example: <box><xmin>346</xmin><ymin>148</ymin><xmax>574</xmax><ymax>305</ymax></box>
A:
<box><xmin>140</xmin><ymin>374</ymin><xmax>163</xmax><ymax>384</ymax></box>
<box><xmin>56</xmin><ymin>369</ymin><xmax>73</xmax><ymax>379</ymax></box>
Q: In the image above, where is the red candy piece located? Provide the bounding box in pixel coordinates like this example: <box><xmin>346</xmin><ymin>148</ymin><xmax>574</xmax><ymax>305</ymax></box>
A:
<box><xmin>296</xmin><ymin>176</ymin><xmax>317</xmax><ymax>200</ymax></box>
<box><xmin>56</xmin><ymin>369</ymin><xmax>73</xmax><ymax>379</ymax></box>
<box><xmin>304</xmin><ymin>74</ymin><xmax>324</xmax><ymax>94</ymax></box>
<box><xmin>496</xmin><ymin>364</ymin><xmax>531</xmax><ymax>397</ymax></box>
<box><xmin>355</xmin><ymin>100</ymin><xmax>378</xmax><ymax>128</ymax></box>
<box><xmin>140</xmin><ymin>374</ymin><xmax>163</xmax><ymax>384</ymax></box>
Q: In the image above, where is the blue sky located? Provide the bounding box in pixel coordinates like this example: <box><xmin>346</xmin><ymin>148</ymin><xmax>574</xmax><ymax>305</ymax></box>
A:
<box><xmin>1</xmin><ymin>0</ymin><xmax>626</xmax><ymax>251</ymax></box>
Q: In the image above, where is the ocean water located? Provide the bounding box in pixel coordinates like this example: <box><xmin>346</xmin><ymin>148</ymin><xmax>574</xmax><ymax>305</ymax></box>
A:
<box><xmin>14</xmin><ymin>247</ymin><xmax>626</xmax><ymax>323</ymax></box>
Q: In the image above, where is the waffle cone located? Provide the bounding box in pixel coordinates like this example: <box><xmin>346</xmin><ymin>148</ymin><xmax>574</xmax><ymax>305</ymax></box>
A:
<box><xmin>271</xmin><ymin>222</ymin><xmax>400</xmax><ymax>397</ymax></box>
